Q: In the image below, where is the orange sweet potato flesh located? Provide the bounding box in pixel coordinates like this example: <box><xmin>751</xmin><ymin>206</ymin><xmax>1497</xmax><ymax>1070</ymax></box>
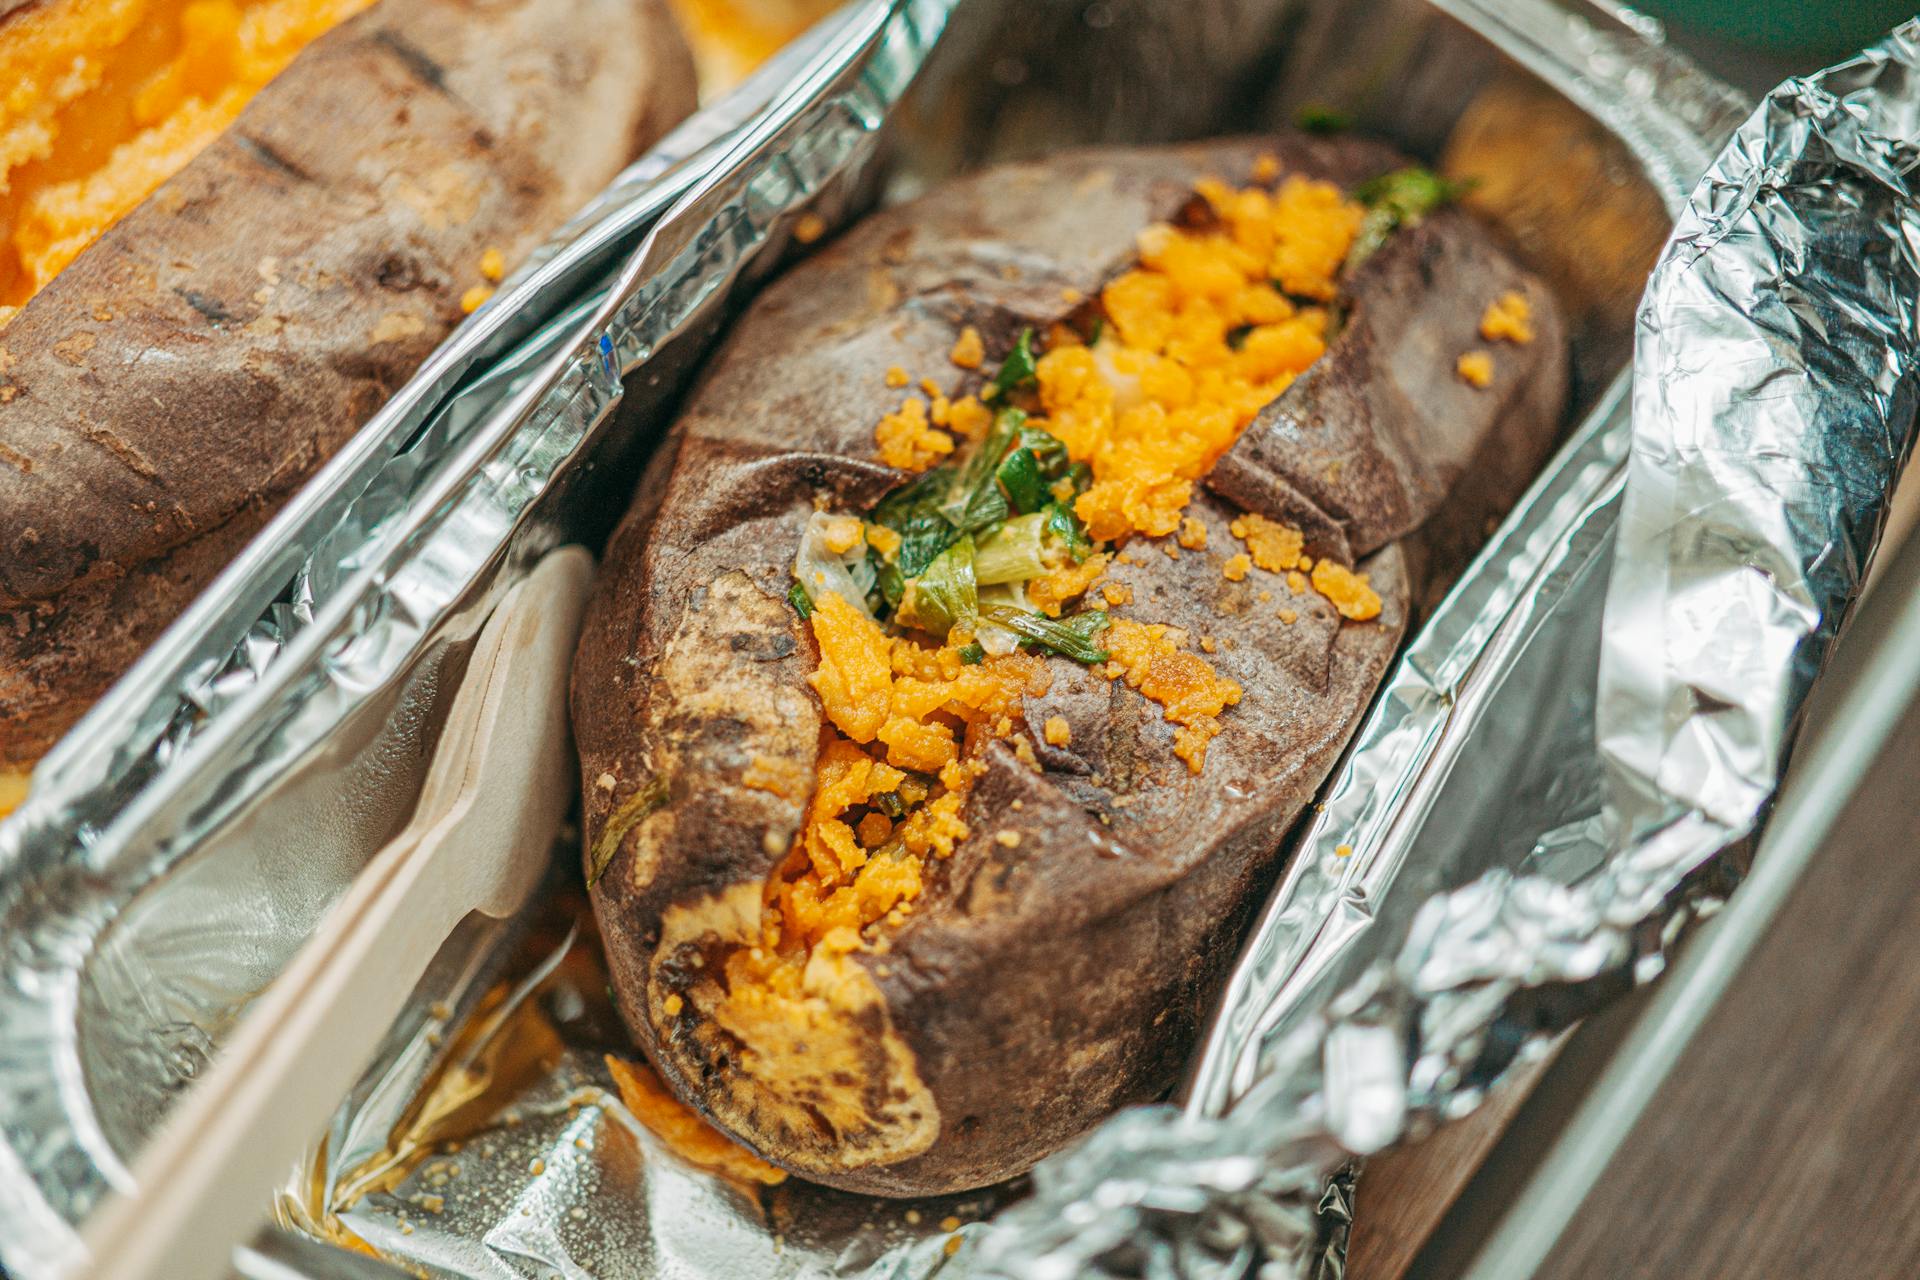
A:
<box><xmin>573</xmin><ymin>135</ymin><xmax>1571</xmax><ymax>1196</ymax></box>
<box><xmin>0</xmin><ymin>0</ymin><xmax>697</xmax><ymax>786</ymax></box>
<box><xmin>0</xmin><ymin>0</ymin><xmax>382</xmax><ymax>313</ymax></box>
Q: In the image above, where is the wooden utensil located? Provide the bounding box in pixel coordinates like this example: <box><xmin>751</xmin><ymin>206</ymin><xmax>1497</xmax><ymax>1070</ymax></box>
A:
<box><xmin>78</xmin><ymin>546</ymin><xmax>594</xmax><ymax>1280</ymax></box>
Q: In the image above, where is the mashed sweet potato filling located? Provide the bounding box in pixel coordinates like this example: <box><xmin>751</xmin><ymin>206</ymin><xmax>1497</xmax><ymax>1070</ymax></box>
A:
<box><xmin>0</xmin><ymin>0</ymin><xmax>373</xmax><ymax>314</ymax></box>
<box><xmin>710</xmin><ymin>164</ymin><xmax>1394</xmax><ymax>1050</ymax></box>
<box><xmin>712</xmin><ymin>592</ymin><xmax>1047</xmax><ymax>1053</ymax></box>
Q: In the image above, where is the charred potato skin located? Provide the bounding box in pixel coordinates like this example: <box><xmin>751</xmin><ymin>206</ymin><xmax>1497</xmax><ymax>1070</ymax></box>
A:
<box><xmin>0</xmin><ymin>0</ymin><xmax>697</xmax><ymax>771</ymax></box>
<box><xmin>575</xmin><ymin>137</ymin><xmax>1568</xmax><ymax>1195</ymax></box>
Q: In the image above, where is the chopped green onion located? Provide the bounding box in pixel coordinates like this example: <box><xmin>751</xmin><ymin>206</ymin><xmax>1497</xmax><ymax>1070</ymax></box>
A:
<box><xmin>975</xmin><ymin>513</ymin><xmax>1051</xmax><ymax>584</ymax></box>
<box><xmin>1295</xmin><ymin>103</ymin><xmax>1351</xmax><ymax>135</ymax></box>
<box><xmin>874</xmin><ymin>556</ymin><xmax>906</xmax><ymax>610</ymax></box>
<box><xmin>981</xmin><ymin>604</ymin><xmax>1111</xmax><ymax>664</ymax></box>
<box><xmin>984</xmin><ymin>327</ymin><xmax>1039</xmax><ymax>401</ymax></box>
<box><xmin>1014</xmin><ymin>424</ymin><xmax>1068</xmax><ymax>476</ymax></box>
<box><xmin>897</xmin><ymin>535</ymin><xmax>978</xmax><ymax>636</ymax></box>
<box><xmin>787</xmin><ymin>581</ymin><xmax>813</xmax><ymax>619</ymax></box>
<box><xmin>941</xmin><ymin>408</ymin><xmax>1024</xmax><ymax>533</ymax></box>
<box><xmin>957</xmin><ymin>642</ymin><xmax>986</xmax><ymax>665</ymax></box>
<box><xmin>872</xmin><ymin>463</ymin><xmax>964</xmax><ymax>578</ymax></box>
<box><xmin>1345</xmin><ymin>167</ymin><xmax>1469</xmax><ymax>273</ymax></box>
<box><xmin>1088</xmin><ymin>316</ymin><xmax>1106</xmax><ymax>345</ymax></box>
<box><xmin>1044</xmin><ymin>502</ymin><xmax>1093</xmax><ymax>562</ymax></box>
<box><xmin>873</xmin><ymin>790</ymin><xmax>906</xmax><ymax>819</ymax></box>
<box><xmin>1063</xmin><ymin>461</ymin><xmax>1092</xmax><ymax>496</ymax></box>
<box><xmin>996</xmin><ymin>446</ymin><xmax>1048</xmax><ymax>514</ymax></box>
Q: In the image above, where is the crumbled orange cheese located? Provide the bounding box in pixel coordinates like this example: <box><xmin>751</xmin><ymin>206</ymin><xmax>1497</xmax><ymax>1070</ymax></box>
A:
<box><xmin>947</xmin><ymin>394</ymin><xmax>993</xmax><ymax>440</ymax></box>
<box><xmin>885</xmin><ymin>365</ymin><xmax>910</xmax><ymax>388</ymax></box>
<box><xmin>1034</xmin><ymin>173</ymin><xmax>1358</xmax><ymax>542</ymax></box>
<box><xmin>480</xmin><ymin>247</ymin><xmax>506</xmax><ymax>283</ymax></box>
<box><xmin>1027</xmin><ymin>552</ymin><xmax>1111</xmax><ymax>616</ymax></box>
<box><xmin>819</xmin><ymin>515</ymin><xmax>864</xmax><ymax>555</ymax></box>
<box><xmin>1278</xmin><ymin>608</ymin><xmax>1298</xmax><ymax>625</ymax></box>
<box><xmin>460</xmin><ymin>285</ymin><xmax>493</xmax><ymax>314</ymax></box>
<box><xmin>1043</xmin><ymin>716</ymin><xmax>1072</xmax><ymax>746</ymax></box>
<box><xmin>1102</xmin><ymin>582</ymin><xmax>1133</xmax><ymax>606</ymax></box>
<box><xmin>1222</xmin><ymin>553</ymin><xmax>1251</xmax><ymax>582</ymax></box>
<box><xmin>807</xmin><ymin>593</ymin><xmax>894</xmax><ymax>743</ymax></box>
<box><xmin>1309</xmin><ymin>560</ymin><xmax>1382</xmax><ymax>620</ymax></box>
<box><xmin>1230</xmin><ymin>512</ymin><xmax>1305</xmax><ymax>572</ymax></box>
<box><xmin>794</xmin><ymin>211</ymin><xmax>828</xmax><ymax>244</ymax></box>
<box><xmin>875</xmin><ymin>395</ymin><xmax>955</xmax><ymax>472</ymax></box>
<box><xmin>1177</xmin><ymin>518</ymin><xmax>1208</xmax><ymax>550</ymax></box>
<box><xmin>1286</xmin><ymin>569</ymin><xmax>1308</xmax><ymax>594</ymax></box>
<box><xmin>950</xmin><ymin>326</ymin><xmax>986</xmax><ymax>369</ymax></box>
<box><xmin>663</xmin><ymin>993</ymin><xmax>685</xmax><ymax>1015</ymax></box>
<box><xmin>1252</xmin><ymin>151</ymin><xmax>1282</xmax><ymax>183</ymax></box>
<box><xmin>1101</xmin><ymin>619</ymin><xmax>1242</xmax><ymax>771</ymax></box>
<box><xmin>780</xmin><ymin>596</ymin><xmax>1049</xmax><ymax>961</ymax></box>
<box><xmin>1456</xmin><ymin>350</ymin><xmax>1494</xmax><ymax>388</ymax></box>
<box><xmin>1480</xmin><ymin>291</ymin><xmax>1534</xmax><ymax>344</ymax></box>
<box><xmin>994</xmin><ymin>829</ymin><xmax>1022</xmax><ymax>848</ymax></box>
<box><xmin>864</xmin><ymin>523</ymin><xmax>902</xmax><ymax>559</ymax></box>
<box><xmin>604</xmin><ymin>1054</ymin><xmax>788</xmax><ymax>1185</ymax></box>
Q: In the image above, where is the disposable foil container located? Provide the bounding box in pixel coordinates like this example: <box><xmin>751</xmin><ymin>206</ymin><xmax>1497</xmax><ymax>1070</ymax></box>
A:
<box><xmin>21</xmin><ymin>2</ymin><xmax>1914</xmax><ymax>1280</ymax></box>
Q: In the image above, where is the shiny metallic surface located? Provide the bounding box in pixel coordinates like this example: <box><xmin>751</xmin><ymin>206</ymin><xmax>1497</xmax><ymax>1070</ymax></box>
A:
<box><xmin>973</xmin><ymin>17</ymin><xmax>1920</xmax><ymax>1280</ymax></box>
<box><xmin>8</xmin><ymin>1</ymin><xmax>1906</xmax><ymax>1279</ymax></box>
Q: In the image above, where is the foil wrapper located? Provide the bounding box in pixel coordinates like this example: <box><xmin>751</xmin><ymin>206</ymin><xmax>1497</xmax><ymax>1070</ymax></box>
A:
<box><xmin>971</xmin><ymin>19</ymin><xmax>1920</xmax><ymax>1280</ymax></box>
<box><xmin>20</xmin><ymin>3</ymin><xmax>1914</xmax><ymax>1280</ymax></box>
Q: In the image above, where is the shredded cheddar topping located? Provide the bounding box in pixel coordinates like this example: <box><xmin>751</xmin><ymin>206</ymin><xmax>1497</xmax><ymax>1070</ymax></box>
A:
<box><xmin>1479</xmin><ymin>291</ymin><xmax>1534</xmax><ymax>344</ymax></box>
<box><xmin>1456</xmin><ymin>350</ymin><xmax>1494</xmax><ymax>388</ymax></box>
<box><xmin>875</xmin><ymin>395</ymin><xmax>956</xmax><ymax>472</ymax></box>
<box><xmin>1101</xmin><ymin>619</ymin><xmax>1243</xmax><ymax>771</ymax></box>
<box><xmin>949</xmin><ymin>325</ymin><xmax>985</xmax><ymax>369</ymax></box>
<box><xmin>1310</xmin><ymin>559</ymin><xmax>1382</xmax><ymax>621</ymax></box>
<box><xmin>1230</xmin><ymin>513</ymin><xmax>1305</xmax><ymax>572</ymax></box>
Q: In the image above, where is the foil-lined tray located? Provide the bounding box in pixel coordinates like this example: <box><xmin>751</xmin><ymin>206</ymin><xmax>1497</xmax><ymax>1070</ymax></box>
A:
<box><xmin>14</xmin><ymin>1</ymin><xmax>1917</xmax><ymax>1279</ymax></box>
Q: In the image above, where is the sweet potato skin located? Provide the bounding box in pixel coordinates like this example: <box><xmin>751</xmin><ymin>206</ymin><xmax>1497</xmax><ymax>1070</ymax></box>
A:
<box><xmin>0</xmin><ymin>0</ymin><xmax>696</xmax><ymax>771</ymax></box>
<box><xmin>574</xmin><ymin>136</ymin><xmax>1568</xmax><ymax>1195</ymax></box>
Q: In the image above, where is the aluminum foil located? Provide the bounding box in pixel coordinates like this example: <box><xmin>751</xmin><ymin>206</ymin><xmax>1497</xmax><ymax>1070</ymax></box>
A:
<box><xmin>968</xmin><ymin>21</ymin><xmax>1920</xmax><ymax>1280</ymax></box>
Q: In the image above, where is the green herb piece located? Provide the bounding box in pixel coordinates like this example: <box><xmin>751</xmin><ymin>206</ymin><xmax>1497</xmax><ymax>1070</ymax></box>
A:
<box><xmin>941</xmin><ymin>408</ymin><xmax>1024</xmax><ymax>533</ymax></box>
<box><xmin>996</xmin><ymin>446</ymin><xmax>1047</xmax><ymax>514</ymax></box>
<box><xmin>873</xmin><ymin>790</ymin><xmax>906</xmax><ymax>818</ymax></box>
<box><xmin>1088</xmin><ymin>316</ymin><xmax>1106</xmax><ymax>345</ymax></box>
<box><xmin>1345</xmin><ymin>167</ymin><xmax>1469</xmax><ymax>273</ymax></box>
<box><xmin>957</xmin><ymin>642</ymin><xmax>986</xmax><ymax>665</ymax></box>
<box><xmin>897</xmin><ymin>535</ymin><xmax>978</xmax><ymax>636</ymax></box>
<box><xmin>787</xmin><ymin>581</ymin><xmax>814</xmax><ymax>619</ymax></box>
<box><xmin>874</xmin><ymin>555</ymin><xmax>907</xmax><ymax>610</ymax></box>
<box><xmin>984</xmin><ymin>327</ymin><xmax>1039</xmax><ymax>402</ymax></box>
<box><xmin>1064</xmin><ymin>461</ymin><xmax>1092</xmax><ymax>496</ymax></box>
<box><xmin>1014</xmin><ymin>424</ymin><xmax>1068</xmax><ymax>476</ymax></box>
<box><xmin>1044</xmin><ymin>502</ymin><xmax>1094</xmax><ymax>562</ymax></box>
<box><xmin>1295</xmin><ymin>103</ymin><xmax>1352</xmax><ymax>135</ymax></box>
<box><xmin>981</xmin><ymin>604</ymin><xmax>1111</xmax><ymax>664</ymax></box>
<box><xmin>872</xmin><ymin>463</ymin><xmax>963</xmax><ymax>579</ymax></box>
<box><xmin>975</xmin><ymin>512</ymin><xmax>1050</xmax><ymax>584</ymax></box>
<box><xmin>587</xmin><ymin>777</ymin><xmax>670</xmax><ymax>887</ymax></box>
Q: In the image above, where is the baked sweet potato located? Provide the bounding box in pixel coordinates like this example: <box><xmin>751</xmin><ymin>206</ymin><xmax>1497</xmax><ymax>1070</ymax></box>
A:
<box><xmin>0</xmin><ymin>0</ymin><xmax>696</xmax><ymax>803</ymax></box>
<box><xmin>573</xmin><ymin>134</ymin><xmax>1568</xmax><ymax>1196</ymax></box>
